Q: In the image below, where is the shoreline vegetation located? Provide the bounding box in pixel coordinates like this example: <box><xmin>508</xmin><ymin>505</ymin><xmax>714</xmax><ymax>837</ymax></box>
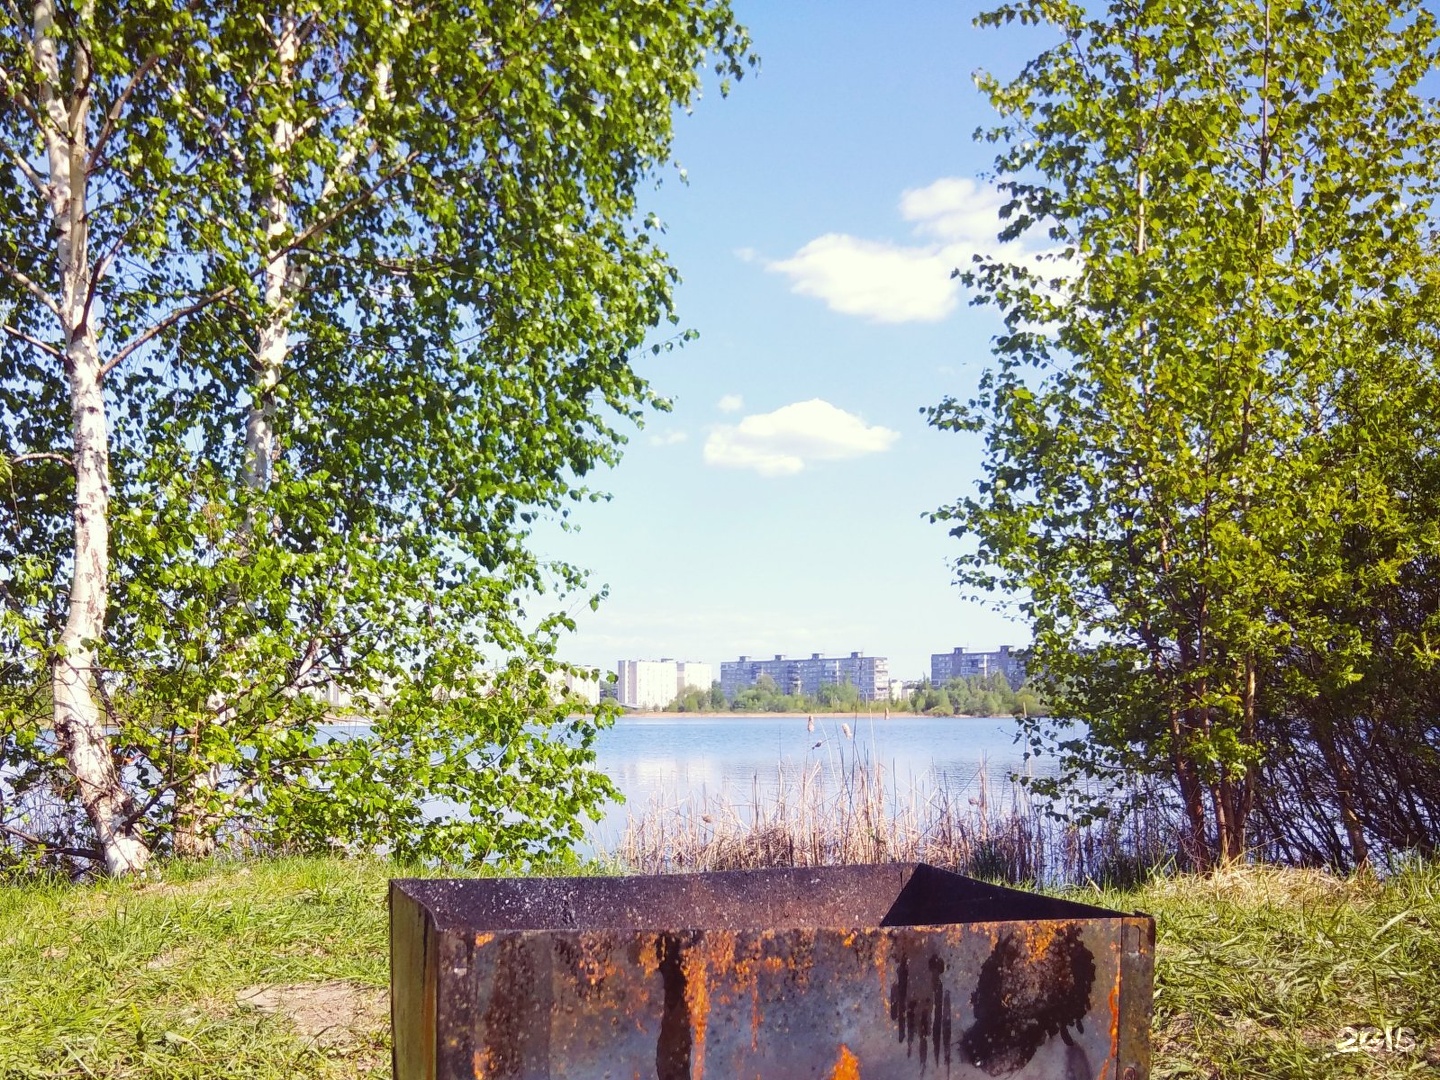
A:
<box><xmin>659</xmin><ymin>672</ymin><xmax>1047</xmax><ymax>718</ymax></box>
<box><xmin>619</xmin><ymin>710</ymin><xmax>1016</xmax><ymax>719</ymax></box>
<box><xmin>2</xmin><ymin>853</ymin><xmax>1435</xmax><ymax>1079</ymax></box>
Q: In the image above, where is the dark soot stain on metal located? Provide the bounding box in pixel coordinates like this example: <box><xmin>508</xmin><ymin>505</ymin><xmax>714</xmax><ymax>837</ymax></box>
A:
<box><xmin>654</xmin><ymin>933</ymin><xmax>692</xmax><ymax>1080</ymax></box>
<box><xmin>961</xmin><ymin>924</ymin><xmax>1096</xmax><ymax>1077</ymax></box>
<box><xmin>889</xmin><ymin>948</ymin><xmax>955</xmax><ymax>1073</ymax></box>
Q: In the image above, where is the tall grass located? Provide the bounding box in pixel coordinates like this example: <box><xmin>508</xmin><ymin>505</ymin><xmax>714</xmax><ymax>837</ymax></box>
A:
<box><xmin>610</xmin><ymin>750</ymin><xmax>1183</xmax><ymax>887</ymax></box>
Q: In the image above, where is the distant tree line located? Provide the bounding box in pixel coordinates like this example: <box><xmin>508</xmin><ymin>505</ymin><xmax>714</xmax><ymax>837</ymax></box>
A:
<box><xmin>908</xmin><ymin>674</ymin><xmax>1047</xmax><ymax>718</ymax></box>
<box><xmin>662</xmin><ymin>673</ymin><xmax>1047</xmax><ymax>717</ymax></box>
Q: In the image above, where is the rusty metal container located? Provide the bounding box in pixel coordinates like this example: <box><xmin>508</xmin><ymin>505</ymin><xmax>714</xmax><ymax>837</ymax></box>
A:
<box><xmin>390</xmin><ymin>862</ymin><xmax>1153</xmax><ymax>1080</ymax></box>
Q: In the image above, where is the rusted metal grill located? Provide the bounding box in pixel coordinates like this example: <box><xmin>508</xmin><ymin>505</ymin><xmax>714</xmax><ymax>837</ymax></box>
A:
<box><xmin>390</xmin><ymin>862</ymin><xmax>1153</xmax><ymax>1079</ymax></box>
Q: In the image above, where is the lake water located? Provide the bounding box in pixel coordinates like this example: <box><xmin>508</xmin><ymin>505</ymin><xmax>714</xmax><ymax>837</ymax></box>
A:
<box><xmin>583</xmin><ymin>713</ymin><xmax>1051</xmax><ymax>850</ymax></box>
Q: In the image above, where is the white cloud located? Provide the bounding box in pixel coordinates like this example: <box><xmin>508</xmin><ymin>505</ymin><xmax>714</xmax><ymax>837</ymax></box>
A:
<box><xmin>762</xmin><ymin>176</ymin><xmax>1062</xmax><ymax>324</ymax></box>
<box><xmin>704</xmin><ymin>399</ymin><xmax>898</xmax><ymax>477</ymax></box>
<box><xmin>717</xmin><ymin>393</ymin><xmax>744</xmax><ymax>413</ymax></box>
<box><xmin>899</xmin><ymin>176</ymin><xmax>1010</xmax><ymax>245</ymax></box>
<box><xmin>647</xmin><ymin>430</ymin><xmax>688</xmax><ymax>447</ymax></box>
<box><xmin>767</xmin><ymin>234</ymin><xmax>959</xmax><ymax>323</ymax></box>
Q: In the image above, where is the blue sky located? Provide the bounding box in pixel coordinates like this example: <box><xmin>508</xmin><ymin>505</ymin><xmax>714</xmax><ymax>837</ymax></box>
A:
<box><xmin>535</xmin><ymin>3</ymin><xmax>1056</xmax><ymax>681</ymax></box>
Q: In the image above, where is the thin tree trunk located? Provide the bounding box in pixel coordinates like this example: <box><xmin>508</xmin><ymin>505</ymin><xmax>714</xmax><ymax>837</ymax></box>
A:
<box><xmin>1168</xmin><ymin>707</ymin><xmax>1210</xmax><ymax>870</ymax></box>
<box><xmin>243</xmin><ymin>11</ymin><xmax>297</xmax><ymax>494</ymax></box>
<box><xmin>176</xmin><ymin>9</ymin><xmax>298</xmax><ymax>858</ymax></box>
<box><xmin>1228</xmin><ymin>655</ymin><xmax>1258</xmax><ymax>863</ymax></box>
<box><xmin>1315</xmin><ymin>715</ymin><xmax>1369</xmax><ymax>868</ymax></box>
<box><xmin>34</xmin><ymin>0</ymin><xmax>150</xmax><ymax>874</ymax></box>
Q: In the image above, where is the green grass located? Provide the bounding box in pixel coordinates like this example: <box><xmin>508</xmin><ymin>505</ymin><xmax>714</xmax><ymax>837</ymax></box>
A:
<box><xmin>1</xmin><ymin>857</ymin><xmax>1436</xmax><ymax>1078</ymax></box>
<box><xmin>0</xmin><ymin>858</ymin><xmax>398</xmax><ymax>1079</ymax></box>
<box><xmin>1103</xmin><ymin>862</ymin><xmax>1440</xmax><ymax>1079</ymax></box>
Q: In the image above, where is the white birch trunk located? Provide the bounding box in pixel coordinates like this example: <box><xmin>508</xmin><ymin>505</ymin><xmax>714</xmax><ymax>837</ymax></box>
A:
<box><xmin>176</xmin><ymin>15</ymin><xmax>389</xmax><ymax>857</ymax></box>
<box><xmin>243</xmin><ymin>11</ymin><xmax>297</xmax><ymax>494</ymax></box>
<box><xmin>176</xmin><ymin>11</ymin><xmax>299</xmax><ymax>860</ymax></box>
<box><xmin>34</xmin><ymin>0</ymin><xmax>149</xmax><ymax>875</ymax></box>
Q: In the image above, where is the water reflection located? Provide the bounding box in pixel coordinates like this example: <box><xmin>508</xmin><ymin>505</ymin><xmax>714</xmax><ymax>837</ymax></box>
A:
<box><xmin>584</xmin><ymin>714</ymin><xmax>1055</xmax><ymax>851</ymax></box>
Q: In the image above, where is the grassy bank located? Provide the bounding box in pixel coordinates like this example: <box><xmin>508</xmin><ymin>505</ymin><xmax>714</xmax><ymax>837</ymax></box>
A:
<box><xmin>1</xmin><ymin>857</ymin><xmax>1436</xmax><ymax>1078</ymax></box>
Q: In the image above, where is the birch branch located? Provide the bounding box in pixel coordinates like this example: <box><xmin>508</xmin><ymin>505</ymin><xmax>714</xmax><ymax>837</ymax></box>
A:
<box><xmin>9</xmin><ymin>451</ymin><xmax>71</xmax><ymax>465</ymax></box>
<box><xmin>0</xmin><ymin>62</ymin><xmax>43</xmax><ymax>129</ymax></box>
<box><xmin>0</xmin><ymin>260</ymin><xmax>61</xmax><ymax>317</ymax></box>
<box><xmin>99</xmin><ymin>283</ymin><xmax>239</xmax><ymax>377</ymax></box>
<box><xmin>0</xmin><ymin>323</ymin><xmax>63</xmax><ymax>357</ymax></box>
<box><xmin>0</xmin><ymin>821</ymin><xmax>103</xmax><ymax>862</ymax></box>
<box><xmin>1</xmin><ymin>140</ymin><xmax>48</xmax><ymax>196</ymax></box>
<box><xmin>86</xmin><ymin>54</ymin><xmax>159</xmax><ymax>172</ymax></box>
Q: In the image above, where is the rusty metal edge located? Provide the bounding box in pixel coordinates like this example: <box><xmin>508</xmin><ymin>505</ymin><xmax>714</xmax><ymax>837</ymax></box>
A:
<box><xmin>1115</xmin><ymin>913</ymin><xmax>1156</xmax><ymax>1080</ymax></box>
<box><xmin>391</xmin><ymin>881</ymin><xmax>438</xmax><ymax>1080</ymax></box>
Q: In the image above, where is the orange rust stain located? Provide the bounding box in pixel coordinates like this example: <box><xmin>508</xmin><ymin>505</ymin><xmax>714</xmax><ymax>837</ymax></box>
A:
<box><xmin>1095</xmin><ymin>935</ymin><xmax>1123</xmax><ymax>1080</ymax></box>
<box><xmin>472</xmin><ymin>932</ymin><xmax>494</xmax><ymax>948</ymax></box>
<box><xmin>472</xmin><ymin>1048</ymin><xmax>487</xmax><ymax>1078</ymax></box>
<box><xmin>828</xmin><ymin>1044</ymin><xmax>861</xmax><ymax>1080</ymax></box>
<box><xmin>682</xmin><ymin>940</ymin><xmax>713</xmax><ymax>1080</ymax></box>
<box><xmin>1108</xmin><ymin>954</ymin><xmax>1121</xmax><ymax>1029</ymax></box>
<box><xmin>1014</xmin><ymin>920</ymin><xmax>1063</xmax><ymax>959</ymax></box>
<box><xmin>634</xmin><ymin>932</ymin><xmax>663</xmax><ymax>977</ymax></box>
<box><xmin>874</xmin><ymin>938</ymin><xmax>887</xmax><ymax>995</ymax></box>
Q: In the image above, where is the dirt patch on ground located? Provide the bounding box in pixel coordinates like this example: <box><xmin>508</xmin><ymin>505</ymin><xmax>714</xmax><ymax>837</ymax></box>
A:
<box><xmin>236</xmin><ymin>980</ymin><xmax>388</xmax><ymax>1050</ymax></box>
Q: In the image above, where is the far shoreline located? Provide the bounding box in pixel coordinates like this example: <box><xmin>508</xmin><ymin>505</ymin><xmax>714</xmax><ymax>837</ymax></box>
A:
<box><xmin>614</xmin><ymin>710</ymin><xmax>1024</xmax><ymax>720</ymax></box>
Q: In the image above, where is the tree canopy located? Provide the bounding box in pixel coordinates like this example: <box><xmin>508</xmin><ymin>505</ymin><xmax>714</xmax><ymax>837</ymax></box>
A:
<box><xmin>936</xmin><ymin>0</ymin><xmax>1440</xmax><ymax>867</ymax></box>
<box><xmin>1</xmin><ymin>0</ymin><xmax>752</xmax><ymax>874</ymax></box>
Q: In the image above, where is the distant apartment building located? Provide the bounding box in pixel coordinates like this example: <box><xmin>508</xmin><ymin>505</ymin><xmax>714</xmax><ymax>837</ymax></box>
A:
<box><xmin>931</xmin><ymin>646</ymin><xmax>1027</xmax><ymax>687</ymax></box>
<box><xmin>616</xmin><ymin>658</ymin><xmax>713</xmax><ymax>710</ymax></box>
<box><xmin>551</xmin><ymin>670</ymin><xmax>601</xmax><ymax>706</ymax></box>
<box><xmin>720</xmin><ymin>651</ymin><xmax>890</xmax><ymax>702</ymax></box>
<box><xmin>676</xmin><ymin>661</ymin><xmax>714</xmax><ymax>695</ymax></box>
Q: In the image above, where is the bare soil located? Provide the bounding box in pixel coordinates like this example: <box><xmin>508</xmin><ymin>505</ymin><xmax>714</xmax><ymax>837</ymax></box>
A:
<box><xmin>236</xmin><ymin>980</ymin><xmax>388</xmax><ymax>1050</ymax></box>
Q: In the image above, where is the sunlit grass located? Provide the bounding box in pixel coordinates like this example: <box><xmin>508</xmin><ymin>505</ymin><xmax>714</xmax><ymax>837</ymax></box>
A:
<box><xmin>0</xmin><ymin>858</ymin><xmax>396</xmax><ymax>1079</ymax></box>
<box><xmin>1111</xmin><ymin>861</ymin><xmax>1440</xmax><ymax>1080</ymax></box>
<box><xmin>1</xmin><ymin>855</ymin><xmax>1435</xmax><ymax>1078</ymax></box>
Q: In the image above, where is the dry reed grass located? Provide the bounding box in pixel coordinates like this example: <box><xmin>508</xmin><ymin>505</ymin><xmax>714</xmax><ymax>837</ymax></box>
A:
<box><xmin>611</xmin><ymin>751</ymin><xmax>1182</xmax><ymax>887</ymax></box>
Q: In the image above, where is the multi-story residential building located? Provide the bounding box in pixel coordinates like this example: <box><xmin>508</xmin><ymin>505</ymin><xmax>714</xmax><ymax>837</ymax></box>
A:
<box><xmin>615</xmin><ymin>658</ymin><xmax>713</xmax><ymax>710</ymax></box>
<box><xmin>930</xmin><ymin>646</ymin><xmax>1027</xmax><ymax>687</ymax></box>
<box><xmin>676</xmin><ymin>661</ymin><xmax>714</xmax><ymax>695</ymax></box>
<box><xmin>552</xmin><ymin>670</ymin><xmax>601</xmax><ymax>706</ymax></box>
<box><xmin>720</xmin><ymin>651</ymin><xmax>890</xmax><ymax>702</ymax></box>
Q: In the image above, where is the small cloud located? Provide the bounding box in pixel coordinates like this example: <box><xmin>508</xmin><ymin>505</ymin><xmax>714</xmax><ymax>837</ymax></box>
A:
<box><xmin>767</xmin><ymin>235</ymin><xmax>958</xmax><ymax>323</ymax></box>
<box><xmin>898</xmin><ymin>177</ymin><xmax>1009</xmax><ymax>245</ymax></box>
<box><xmin>763</xmin><ymin>177</ymin><xmax>1064</xmax><ymax>324</ymax></box>
<box><xmin>717</xmin><ymin>394</ymin><xmax>744</xmax><ymax>413</ymax></box>
<box><xmin>647</xmin><ymin>430</ymin><xmax>688</xmax><ymax>447</ymax></box>
<box><xmin>733</xmin><ymin>246</ymin><xmax>759</xmax><ymax>263</ymax></box>
<box><xmin>704</xmin><ymin>399</ymin><xmax>898</xmax><ymax>477</ymax></box>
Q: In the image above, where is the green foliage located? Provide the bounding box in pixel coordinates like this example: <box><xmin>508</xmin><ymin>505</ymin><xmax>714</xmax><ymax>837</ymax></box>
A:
<box><xmin>1</xmin><ymin>2</ymin><xmax>754</xmax><ymax>870</ymax></box>
<box><xmin>937</xmin><ymin>0</ymin><xmax>1440</xmax><ymax>865</ymax></box>
<box><xmin>667</xmin><ymin>681</ymin><xmax>726</xmax><ymax>713</ymax></box>
<box><xmin>908</xmin><ymin>673</ymin><xmax>1046</xmax><ymax>717</ymax></box>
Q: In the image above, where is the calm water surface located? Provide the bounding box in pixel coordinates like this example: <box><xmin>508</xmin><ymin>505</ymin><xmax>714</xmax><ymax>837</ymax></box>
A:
<box><xmin>583</xmin><ymin>713</ymin><xmax>1055</xmax><ymax>850</ymax></box>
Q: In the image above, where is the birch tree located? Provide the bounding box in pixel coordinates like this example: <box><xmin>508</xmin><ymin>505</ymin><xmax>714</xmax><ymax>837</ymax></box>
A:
<box><xmin>2</xmin><ymin>0</ymin><xmax>751</xmax><ymax>872</ymax></box>
<box><xmin>0</xmin><ymin>1</ymin><xmax>247</xmax><ymax>874</ymax></box>
<box><xmin>936</xmin><ymin>0</ymin><xmax>1440</xmax><ymax>866</ymax></box>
